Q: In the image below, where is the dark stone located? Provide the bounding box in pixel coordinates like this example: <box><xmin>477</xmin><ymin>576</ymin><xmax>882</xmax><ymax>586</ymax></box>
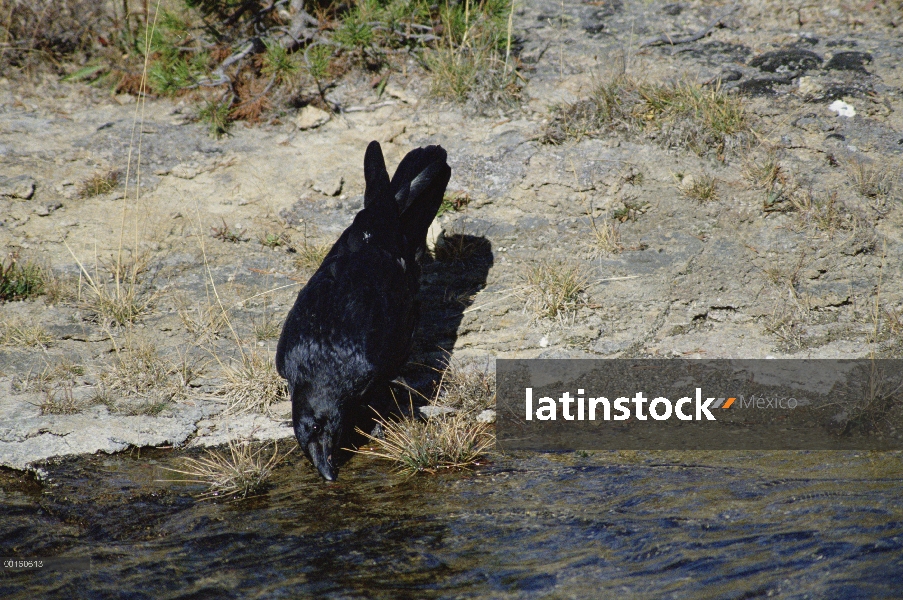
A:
<box><xmin>737</xmin><ymin>79</ymin><xmax>780</xmax><ymax>96</ymax></box>
<box><xmin>825</xmin><ymin>51</ymin><xmax>873</xmax><ymax>73</ymax></box>
<box><xmin>749</xmin><ymin>48</ymin><xmax>823</xmax><ymax>74</ymax></box>
<box><xmin>826</xmin><ymin>133</ymin><xmax>845</xmax><ymax>141</ymax></box>
<box><xmin>662</xmin><ymin>3</ymin><xmax>683</xmax><ymax>15</ymax></box>
<box><xmin>819</xmin><ymin>84</ymin><xmax>872</xmax><ymax>102</ymax></box>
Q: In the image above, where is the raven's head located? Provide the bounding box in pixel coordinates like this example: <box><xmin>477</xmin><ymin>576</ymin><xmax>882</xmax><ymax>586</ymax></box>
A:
<box><xmin>291</xmin><ymin>384</ymin><xmax>348</xmax><ymax>481</ymax></box>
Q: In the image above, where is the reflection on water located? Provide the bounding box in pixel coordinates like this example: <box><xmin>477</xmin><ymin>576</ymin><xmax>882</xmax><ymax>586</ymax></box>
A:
<box><xmin>1</xmin><ymin>449</ymin><xmax>902</xmax><ymax>598</ymax></box>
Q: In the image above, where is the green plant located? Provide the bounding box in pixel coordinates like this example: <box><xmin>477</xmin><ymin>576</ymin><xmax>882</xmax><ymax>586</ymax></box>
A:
<box><xmin>260</xmin><ymin>232</ymin><xmax>289</xmax><ymax>249</ymax></box>
<box><xmin>0</xmin><ymin>253</ymin><xmax>44</xmax><ymax>301</ymax></box>
<box><xmin>143</xmin><ymin>9</ymin><xmax>207</xmax><ymax>95</ymax></box>
<box><xmin>334</xmin><ymin>8</ymin><xmax>374</xmax><ymax>50</ymax></box>
<box><xmin>612</xmin><ymin>199</ymin><xmax>650</xmax><ymax>222</ymax></box>
<box><xmin>304</xmin><ymin>44</ymin><xmax>332</xmax><ymax>81</ymax></box>
<box><xmin>211</xmin><ymin>219</ymin><xmax>247</xmax><ymax>242</ymax></box>
<box><xmin>199</xmin><ymin>100</ymin><xmax>232</xmax><ymax>138</ymax></box>
<box><xmin>436</xmin><ymin>191</ymin><xmax>471</xmax><ymax>217</ymax></box>
<box><xmin>423</xmin><ymin>0</ymin><xmax>518</xmax><ymax>106</ymax></box>
<box><xmin>262</xmin><ymin>40</ymin><xmax>298</xmax><ymax>83</ymax></box>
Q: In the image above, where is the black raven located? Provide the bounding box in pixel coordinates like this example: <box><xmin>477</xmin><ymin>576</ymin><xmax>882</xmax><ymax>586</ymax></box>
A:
<box><xmin>276</xmin><ymin>141</ymin><xmax>451</xmax><ymax>480</ymax></box>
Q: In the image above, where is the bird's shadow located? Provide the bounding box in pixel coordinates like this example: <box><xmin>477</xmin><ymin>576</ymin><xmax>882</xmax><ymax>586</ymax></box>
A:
<box><xmin>341</xmin><ymin>233</ymin><xmax>495</xmax><ymax>458</ymax></box>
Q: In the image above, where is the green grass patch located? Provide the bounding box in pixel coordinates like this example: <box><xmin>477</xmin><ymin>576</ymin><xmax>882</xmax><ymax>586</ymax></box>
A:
<box><xmin>0</xmin><ymin>253</ymin><xmax>44</xmax><ymax>301</ymax></box>
<box><xmin>436</xmin><ymin>191</ymin><xmax>471</xmax><ymax>217</ymax></box>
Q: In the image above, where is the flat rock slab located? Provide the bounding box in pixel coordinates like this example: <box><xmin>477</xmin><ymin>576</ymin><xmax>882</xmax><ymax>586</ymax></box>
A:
<box><xmin>0</xmin><ymin>174</ymin><xmax>36</xmax><ymax>199</ymax></box>
<box><xmin>0</xmin><ymin>402</ymin><xmax>215</xmax><ymax>471</ymax></box>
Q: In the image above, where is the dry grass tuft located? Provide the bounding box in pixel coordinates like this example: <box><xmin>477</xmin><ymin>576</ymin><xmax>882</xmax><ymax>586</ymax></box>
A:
<box><xmin>99</xmin><ymin>339</ymin><xmax>197</xmax><ymax>412</ymax></box>
<box><xmin>0</xmin><ymin>317</ymin><xmax>53</xmax><ymax>347</ymax></box>
<box><xmin>846</xmin><ymin>157</ymin><xmax>898</xmax><ymax>199</ymax></box>
<box><xmin>679</xmin><ymin>173</ymin><xmax>719</xmax><ymax>203</ymax></box>
<box><xmin>252</xmin><ymin>312</ymin><xmax>281</xmax><ymax>341</ymax></box>
<box><xmin>81</xmin><ymin>280</ymin><xmax>153</xmax><ymax>325</ymax></box>
<box><xmin>293</xmin><ymin>239</ymin><xmax>331</xmax><ymax>272</ymax></box>
<box><xmin>434</xmin><ymin>355</ymin><xmax>495</xmax><ymax>414</ymax></box>
<box><xmin>742</xmin><ymin>152</ymin><xmax>814</xmax><ymax>213</ymax></box>
<box><xmin>41</xmin><ymin>267</ymin><xmax>79</xmax><ymax>305</ymax></box>
<box><xmin>881</xmin><ymin>305</ymin><xmax>903</xmax><ymax>337</ymax></box>
<box><xmin>743</xmin><ymin>152</ymin><xmax>784</xmax><ymax>190</ymax></box>
<box><xmin>355</xmin><ymin>410</ymin><xmax>493</xmax><ymax>476</ymax></box>
<box><xmin>65</xmin><ymin>244</ymin><xmax>154</xmax><ymax>326</ymax></box>
<box><xmin>0</xmin><ymin>0</ymin><xmax>108</xmax><ymax>72</ymax></box>
<box><xmin>162</xmin><ymin>439</ymin><xmax>293</xmax><ymax>500</ymax></box>
<box><xmin>40</xmin><ymin>383</ymin><xmax>80</xmax><ymax>415</ymax></box>
<box><xmin>433</xmin><ymin>232</ymin><xmax>489</xmax><ymax>263</ymax></box>
<box><xmin>24</xmin><ymin>359</ymin><xmax>85</xmax><ymax>415</ymax></box>
<box><xmin>220</xmin><ymin>351</ymin><xmax>287</xmax><ymax>415</ymax></box>
<box><xmin>77</xmin><ymin>170</ymin><xmax>121</xmax><ymax>198</ymax></box>
<box><xmin>423</xmin><ymin>0</ymin><xmax>519</xmax><ymax>110</ymax></box>
<box><xmin>588</xmin><ymin>217</ymin><xmax>623</xmax><ymax>256</ymax></box>
<box><xmin>833</xmin><ymin>362</ymin><xmax>903</xmax><ymax>437</ymax></box>
<box><xmin>522</xmin><ymin>260</ymin><xmax>590</xmax><ymax>320</ymax></box>
<box><xmin>176</xmin><ymin>294</ymin><xmax>230</xmax><ymax>341</ymax></box>
<box><xmin>211</xmin><ymin>219</ymin><xmax>248</xmax><ymax>243</ymax></box>
<box><xmin>545</xmin><ymin>76</ymin><xmax>750</xmax><ymax>156</ymax></box>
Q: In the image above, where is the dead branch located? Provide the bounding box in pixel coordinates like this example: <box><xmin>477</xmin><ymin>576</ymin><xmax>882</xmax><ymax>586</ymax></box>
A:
<box><xmin>640</xmin><ymin>7</ymin><xmax>738</xmax><ymax>48</ymax></box>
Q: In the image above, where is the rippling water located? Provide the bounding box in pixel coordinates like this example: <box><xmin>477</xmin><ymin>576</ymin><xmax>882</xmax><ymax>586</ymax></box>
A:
<box><xmin>2</xmin><ymin>449</ymin><xmax>902</xmax><ymax>598</ymax></box>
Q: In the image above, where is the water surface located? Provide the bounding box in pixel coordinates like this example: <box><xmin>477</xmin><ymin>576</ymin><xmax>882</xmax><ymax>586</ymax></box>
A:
<box><xmin>1</xmin><ymin>449</ymin><xmax>901</xmax><ymax>598</ymax></box>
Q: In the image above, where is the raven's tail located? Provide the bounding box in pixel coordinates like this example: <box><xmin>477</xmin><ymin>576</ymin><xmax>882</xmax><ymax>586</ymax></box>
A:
<box><xmin>389</xmin><ymin>145</ymin><xmax>451</xmax><ymax>258</ymax></box>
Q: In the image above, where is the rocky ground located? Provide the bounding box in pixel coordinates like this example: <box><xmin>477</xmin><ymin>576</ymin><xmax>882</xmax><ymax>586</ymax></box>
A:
<box><xmin>2</xmin><ymin>0</ymin><xmax>902</xmax><ymax>472</ymax></box>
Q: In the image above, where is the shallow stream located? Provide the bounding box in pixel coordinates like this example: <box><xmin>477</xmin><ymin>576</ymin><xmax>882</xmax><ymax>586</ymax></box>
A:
<box><xmin>2</xmin><ymin>449</ymin><xmax>902</xmax><ymax>598</ymax></box>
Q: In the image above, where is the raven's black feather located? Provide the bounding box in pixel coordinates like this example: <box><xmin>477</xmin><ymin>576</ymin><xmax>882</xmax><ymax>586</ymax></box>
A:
<box><xmin>276</xmin><ymin>141</ymin><xmax>450</xmax><ymax>480</ymax></box>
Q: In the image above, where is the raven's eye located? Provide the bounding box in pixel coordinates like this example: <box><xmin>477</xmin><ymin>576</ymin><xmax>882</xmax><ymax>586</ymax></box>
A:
<box><xmin>312</xmin><ymin>424</ymin><xmax>320</xmax><ymax>433</ymax></box>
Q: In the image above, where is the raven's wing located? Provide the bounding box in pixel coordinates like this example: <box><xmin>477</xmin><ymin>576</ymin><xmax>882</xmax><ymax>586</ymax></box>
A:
<box><xmin>276</xmin><ymin>247</ymin><xmax>416</xmax><ymax>399</ymax></box>
<box><xmin>389</xmin><ymin>145</ymin><xmax>451</xmax><ymax>257</ymax></box>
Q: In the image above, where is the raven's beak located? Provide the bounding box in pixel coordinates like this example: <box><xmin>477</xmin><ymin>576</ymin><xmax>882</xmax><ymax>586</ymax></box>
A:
<box><xmin>308</xmin><ymin>441</ymin><xmax>337</xmax><ymax>481</ymax></box>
